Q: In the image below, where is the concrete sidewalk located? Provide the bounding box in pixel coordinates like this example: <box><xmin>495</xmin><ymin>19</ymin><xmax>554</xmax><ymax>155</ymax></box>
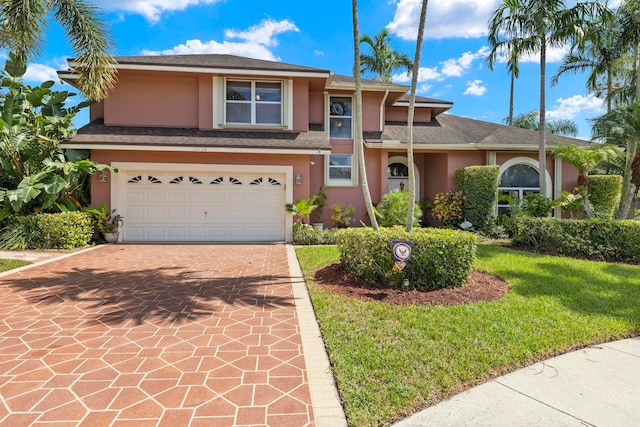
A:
<box><xmin>394</xmin><ymin>337</ymin><xmax>640</xmax><ymax>427</ymax></box>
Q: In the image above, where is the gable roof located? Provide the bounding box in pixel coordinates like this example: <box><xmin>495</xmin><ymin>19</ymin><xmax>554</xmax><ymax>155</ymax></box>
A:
<box><xmin>61</xmin><ymin>120</ymin><xmax>331</xmax><ymax>154</ymax></box>
<box><xmin>368</xmin><ymin>113</ymin><xmax>589</xmax><ymax>150</ymax></box>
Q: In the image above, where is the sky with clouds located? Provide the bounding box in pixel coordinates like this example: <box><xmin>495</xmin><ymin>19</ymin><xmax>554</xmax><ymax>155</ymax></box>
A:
<box><xmin>22</xmin><ymin>0</ymin><xmax>611</xmax><ymax>139</ymax></box>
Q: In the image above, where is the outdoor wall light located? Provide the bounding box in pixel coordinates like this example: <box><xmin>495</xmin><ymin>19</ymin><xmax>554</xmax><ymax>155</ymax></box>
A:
<box><xmin>295</xmin><ymin>172</ymin><xmax>302</xmax><ymax>185</ymax></box>
<box><xmin>99</xmin><ymin>170</ymin><xmax>108</xmax><ymax>183</ymax></box>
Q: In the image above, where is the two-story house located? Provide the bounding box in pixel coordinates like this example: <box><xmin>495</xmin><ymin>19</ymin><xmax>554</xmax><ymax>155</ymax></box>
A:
<box><xmin>58</xmin><ymin>54</ymin><xmax>581</xmax><ymax>242</ymax></box>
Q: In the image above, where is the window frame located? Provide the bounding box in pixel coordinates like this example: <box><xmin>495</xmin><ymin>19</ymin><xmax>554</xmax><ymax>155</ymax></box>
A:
<box><xmin>325</xmin><ymin>153</ymin><xmax>355</xmax><ymax>187</ymax></box>
<box><xmin>328</xmin><ymin>95</ymin><xmax>353</xmax><ymax>140</ymax></box>
<box><xmin>224</xmin><ymin>79</ymin><xmax>283</xmax><ymax>126</ymax></box>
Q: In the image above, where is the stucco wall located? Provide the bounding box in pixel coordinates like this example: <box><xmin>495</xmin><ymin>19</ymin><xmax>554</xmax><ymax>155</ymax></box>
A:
<box><xmin>293</xmin><ymin>79</ymin><xmax>309</xmax><ymax>131</ymax></box>
<box><xmin>309</xmin><ymin>91</ymin><xmax>324</xmax><ymax>125</ymax></box>
<box><xmin>385</xmin><ymin>106</ymin><xmax>431</xmax><ymax>123</ymax></box>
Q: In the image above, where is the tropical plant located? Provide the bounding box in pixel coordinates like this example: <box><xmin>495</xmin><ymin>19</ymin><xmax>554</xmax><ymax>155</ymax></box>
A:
<box><xmin>0</xmin><ymin>0</ymin><xmax>116</xmax><ymax>100</ymax></box>
<box><xmin>375</xmin><ymin>190</ymin><xmax>422</xmax><ymax>227</ymax></box>
<box><xmin>360</xmin><ymin>28</ymin><xmax>413</xmax><ymax>82</ymax></box>
<box><xmin>508</xmin><ymin>110</ymin><xmax>579</xmax><ymax>136</ymax></box>
<box><xmin>286</xmin><ymin>195</ymin><xmax>317</xmax><ymax>224</ymax></box>
<box><xmin>433</xmin><ymin>191</ymin><xmax>465</xmax><ymax>228</ymax></box>
<box><xmin>331</xmin><ymin>202</ymin><xmax>355</xmax><ymax>228</ymax></box>
<box><xmin>487</xmin><ymin>0</ymin><xmax>606</xmax><ymax>198</ymax></box>
<box><xmin>488</xmin><ymin>0</ymin><xmax>526</xmax><ymax>126</ymax></box>
<box><xmin>553</xmin><ymin>190</ymin><xmax>584</xmax><ymax>218</ymax></box>
<box><xmin>521</xmin><ymin>192</ymin><xmax>553</xmax><ymax>217</ymax></box>
<box><xmin>404</xmin><ymin>0</ymin><xmax>429</xmax><ymax>232</ymax></box>
<box><xmin>352</xmin><ymin>0</ymin><xmax>379</xmax><ymax>229</ymax></box>
<box><xmin>84</xmin><ymin>202</ymin><xmax>123</xmax><ymax>234</ymax></box>
<box><xmin>311</xmin><ymin>187</ymin><xmax>327</xmax><ymax>223</ymax></box>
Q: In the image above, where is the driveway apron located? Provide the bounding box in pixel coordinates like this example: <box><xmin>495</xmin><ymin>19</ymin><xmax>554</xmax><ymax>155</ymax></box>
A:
<box><xmin>0</xmin><ymin>244</ymin><xmax>314</xmax><ymax>426</ymax></box>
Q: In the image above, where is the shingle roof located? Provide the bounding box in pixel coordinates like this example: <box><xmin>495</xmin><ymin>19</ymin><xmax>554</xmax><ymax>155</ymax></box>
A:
<box><xmin>76</xmin><ymin>54</ymin><xmax>331</xmax><ymax>74</ymax></box>
<box><xmin>395</xmin><ymin>94</ymin><xmax>453</xmax><ymax>105</ymax></box>
<box><xmin>329</xmin><ymin>74</ymin><xmax>409</xmax><ymax>90</ymax></box>
<box><xmin>375</xmin><ymin>114</ymin><xmax>590</xmax><ymax>148</ymax></box>
<box><xmin>65</xmin><ymin>120</ymin><xmax>331</xmax><ymax>151</ymax></box>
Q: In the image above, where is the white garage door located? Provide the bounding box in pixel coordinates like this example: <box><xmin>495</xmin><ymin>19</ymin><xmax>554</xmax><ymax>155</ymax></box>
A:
<box><xmin>120</xmin><ymin>170</ymin><xmax>287</xmax><ymax>242</ymax></box>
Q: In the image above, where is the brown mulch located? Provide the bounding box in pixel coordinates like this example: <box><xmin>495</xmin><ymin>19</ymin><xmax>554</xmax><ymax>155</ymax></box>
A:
<box><xmin>314</xmin><ymin>263</ymin><xmax>510</xmax><ymax>306</ymax></box>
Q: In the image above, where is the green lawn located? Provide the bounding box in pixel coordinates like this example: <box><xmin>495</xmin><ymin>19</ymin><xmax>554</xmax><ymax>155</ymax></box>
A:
<box><xmin>296</xmin><ymin>244</ymin><xmax>640</xmax><ymax>427</ymax></box>
<box><xmin>0</xmin><ymin>259</ymin><xmax>30</xmax><ymax>272</ymax></box>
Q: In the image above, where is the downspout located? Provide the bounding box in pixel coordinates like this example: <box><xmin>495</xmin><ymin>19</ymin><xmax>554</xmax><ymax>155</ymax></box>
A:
<box><xmin>379</xmin><ymin>88</ymin><xmax>389</xmax><ymax>132</ymax></box>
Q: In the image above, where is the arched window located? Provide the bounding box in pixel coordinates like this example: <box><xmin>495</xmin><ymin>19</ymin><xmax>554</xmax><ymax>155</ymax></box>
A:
<box><xmin>498</xmin><ymin>163</ymin><xmax>540</xmax><ymax>215</ymax></box>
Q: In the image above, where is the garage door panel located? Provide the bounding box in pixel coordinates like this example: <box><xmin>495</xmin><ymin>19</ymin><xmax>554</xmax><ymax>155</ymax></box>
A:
<box><xmin>121</xmin><ymin>169</ymin><xmax>286</xmax><ymax>242</ymax></box>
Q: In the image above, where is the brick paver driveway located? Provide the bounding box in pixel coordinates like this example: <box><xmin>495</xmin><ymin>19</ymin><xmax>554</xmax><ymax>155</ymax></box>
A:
<box><xmin>0</xmin><ymin>244</ymin><xmax>314</xmax><ymax>426</ymax></box>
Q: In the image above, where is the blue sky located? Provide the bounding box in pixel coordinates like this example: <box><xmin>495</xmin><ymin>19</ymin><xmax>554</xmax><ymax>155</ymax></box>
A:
<box><xmin>12</xmin><ymin>0</ymin><xmax>618</xmax><ymax>139</ymax></box>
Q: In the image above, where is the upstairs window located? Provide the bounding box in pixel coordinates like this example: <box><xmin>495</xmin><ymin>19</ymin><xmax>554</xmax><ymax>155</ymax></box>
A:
<box><xmin>329</xmin><ymin>96</ymin><xmax>352</xmax><ymax>139</ymax></box>
<box><xmin>226</xmin><ymin>80</ymin><xmax>282</xmax><ymax>126</ymax></box>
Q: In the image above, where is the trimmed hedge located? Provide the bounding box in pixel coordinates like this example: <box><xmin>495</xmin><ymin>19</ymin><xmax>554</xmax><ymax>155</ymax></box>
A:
<box><xmin>0</xmin><ymin>212</ymin><xmax>93</xmax><ymax>250</ymax></box>
<box><xmin>455</xmin><ymin>165</ymin><xmax>500</xmax><ymax>232</ymax></box>
<box><xmin>336</xmin><ymin>227</ymin><xmax>476</xmax><ymax>290</ymax></box>
<box><xmin>512</xmin><ymin>216</ymin><xmax>640</xmax><ymax>263</ymax></box>
<box><xmin>588</xmin><ymin>175</ymin><xmax>622</xmax><ymax>219</ymax></box>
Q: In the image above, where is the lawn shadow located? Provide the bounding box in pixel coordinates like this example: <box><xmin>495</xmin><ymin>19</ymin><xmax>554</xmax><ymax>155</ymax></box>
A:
<box><xmin>478</xmin><ymin>245</ymin><xmax>640</xmax><ymax>323</ymax></box>
<box><xmin>5</xmin><ymin>266</ymin><xmax>294</xmax><ymax>326</ymax></box>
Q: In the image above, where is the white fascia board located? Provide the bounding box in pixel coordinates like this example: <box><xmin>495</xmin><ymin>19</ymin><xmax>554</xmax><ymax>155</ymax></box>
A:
<box><xmin>60</xmin><ymin>143</ymin><xmax>330</xmax><ymax>155</ymax></box>
<box><xmin>392</xmin><ymin>101</ymin><xmax>454</xmax><ymax>108</ymax></box>
<box><xmin>326</xmin><ymin>83</ymin><xmax>408</xmax><ymax>92</ymax></box>
<box><xmin>67</xmin><ymin>61</ymin><xmax>331</xmax><ymax>79</ymax></box>
<box><xmin>364</xmin><ymin>142</ymin><xmax>542</xmax><ymax>151</ymax></box>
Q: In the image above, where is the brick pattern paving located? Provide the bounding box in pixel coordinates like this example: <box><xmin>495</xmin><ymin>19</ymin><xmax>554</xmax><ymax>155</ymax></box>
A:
<box><xmin>0</xmin><ymin>244</ymin><xmax>314</xmax><ymax>426</ymax></box>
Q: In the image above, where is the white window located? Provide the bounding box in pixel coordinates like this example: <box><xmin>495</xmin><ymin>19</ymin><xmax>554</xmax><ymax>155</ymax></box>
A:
<box><xmin>498</xmin><ymin>163</ymin><xmax>540</xmax><ymax>215</ymax></box>
<box><xmin>326</xmin><ymin>154</ymin><xmax>354</xmax><ymax>186</ymax></box>
<box><xmin>329</xmin><ymin>96</ymin><xmax>352</xmax><ymax>139</ymax></box>
<box><xmin>226</xmin><ymin>80</ymin><xmax>282</xmax><ymax>126</ymax></box>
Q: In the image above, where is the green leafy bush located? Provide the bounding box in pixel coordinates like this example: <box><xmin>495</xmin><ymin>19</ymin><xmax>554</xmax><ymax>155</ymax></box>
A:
<box><xmin>331</xmin><ymin>203</ymin><xmax>355</xmax><ymax>228</ymax></box>
<box><xmin>588</xmin><ymin>175</ymin><xmax>622</xmax><ymax>219</ymax></box>
<box><xmin>521</xmin><ymin>193</ymin><xmax>553</xmax><ymax>217</ymax></box>
<box><xmin>455</xmin><ymin>165</ymin><xmax>500</xmax><ymax>232</ymax></box>
<box><xmin>0</xmin><ymin>212</ymin><xmax>93</xmax><ymax>250</ymax></box>
<box><xmin>375</xmin><ymin>190</ymin><xmax>422</xmax><ymax>227</ymax></box>
<box><xmin>336</xmin><ymin>227</ymin><xmax>476</xmax><ymax>290</ymax></box>
<box><xmin>293</xmin><ymin>223</ymin><xmax>337</xmax><ymax>245</ymax></box>
<box><xmin>512</xmin><ymin>216</ymin><xmax>640</xmax><ymax>263</ymax></box>
<box><xmin>433</xmin><ymin>191</ymin><xmax>465</xmax><ymax>228</ymax></box>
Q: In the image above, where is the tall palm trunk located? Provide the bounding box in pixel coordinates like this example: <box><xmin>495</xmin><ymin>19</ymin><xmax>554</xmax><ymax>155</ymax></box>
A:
<box><xmin>508</xmin><ymin>70</ymin><xmax>515</xmax><ymax>126</ymax></box>
<box><xmin>538</xmin><ymin>37</ymin><xmax>548</xmax><ymax>199</ymax></box>
<box><xmin>352</xmin><ymin>0</ymin><xmax>379</xmax><ymax>229</ymax></box>
<box><xmin>405</xmin><ymin>0</ymin><xmax>429</xmax><ymax>232</ymax></box>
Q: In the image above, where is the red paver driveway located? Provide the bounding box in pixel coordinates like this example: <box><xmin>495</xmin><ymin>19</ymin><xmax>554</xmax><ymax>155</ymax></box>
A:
<box><xmin>0</xmin><ymin>244</ymin><xmax>314</xmax><ymax>427</ymax></box>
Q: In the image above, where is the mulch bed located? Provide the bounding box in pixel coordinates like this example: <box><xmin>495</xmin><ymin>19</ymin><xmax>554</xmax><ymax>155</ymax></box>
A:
<box><xmin>314</xmin><ymin>263</ymin><xmax>510</xmax><ymax>306</ymax></box>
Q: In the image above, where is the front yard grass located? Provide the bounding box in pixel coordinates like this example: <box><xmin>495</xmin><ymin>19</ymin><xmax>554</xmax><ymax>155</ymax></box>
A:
<box><xmin>0</xmin><ymin>259</ymin><xmax>30</xmax><ymax>272</ymax></box>
<box><xmin>296</xmin><ymin>244</ymin><xmax>640</xmax><ymax>427</ymax></box>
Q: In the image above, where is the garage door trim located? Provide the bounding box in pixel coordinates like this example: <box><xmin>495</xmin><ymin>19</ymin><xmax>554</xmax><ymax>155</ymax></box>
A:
<box><xmin>111</xmin><ymin>162</ymin><xmax>294</xmax><ymax>242</ymax></box>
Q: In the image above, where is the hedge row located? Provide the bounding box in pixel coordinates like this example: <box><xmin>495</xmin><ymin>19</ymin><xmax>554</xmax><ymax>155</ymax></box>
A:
<box><xmin>587</xmin><ymin>175</ymin><xmax>622</xmax><ymax>219</ymax></box>
<box><xmin>0</xmin><ymin>212</ymin><xmax>93</xmax><ymax>250</ymax></box>
<box><xmin>336</xmin><ymin>227</ymin><xmax>476</xmax><ymax>290</ymax></box>
<box><xmin>455</xmin><ymin>165</ymin><xmax>500</xmax><ymax>232</ymax></box>
<box><xmin>293</xmin><ymin>223</ymin><xmax>337</xmax><ymax>245</ymax></box>
<box><xmin>512</xmin><ymin>216</ymin><xmax>640</xmax><ymax>263</ymax></box>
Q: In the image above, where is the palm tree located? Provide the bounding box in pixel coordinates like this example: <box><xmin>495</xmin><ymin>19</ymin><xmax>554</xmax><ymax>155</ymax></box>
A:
<box><xmin>551</xmin><ymin>5</ymin><xmax>618</xmax><ymax>113</ymax></box>
<box><xmin>0</xmin><ymin>0</ymin><xmax>117</xmax><ymax>101</ymax></box>
<box><xmin>487</xmin><ymin>0</ymin><xmax>604</xmax><ymax>198</ymax></box>
<box><xmin>352</xmin><ymin>0</ymin><xmax>379</xmax><ymax>229</ymax></box>
<box><xmin>360</xmin><ymin>28</ymin><xmax>413</xmax><ymax>82</ymax></box>
<box><xmin>405</xmin><ymin>0</ymin><xmax>429</xmax><ymax>232</ymax></box>
<box><xmin>488</xmin><ymin>0</ymin><xmax>526</xmax><ymax>127</ymax></box>
<box><xmin>509</xmin><ymin>110</ymin><xmax>579</xmax><ymax>136</ymax></box>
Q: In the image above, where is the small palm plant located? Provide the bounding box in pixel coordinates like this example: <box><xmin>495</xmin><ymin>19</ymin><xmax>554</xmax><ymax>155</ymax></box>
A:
<box><xmin>286</xmin><ymin>195</ymin><xmax>318</xmax><ymax>224</ymax></box>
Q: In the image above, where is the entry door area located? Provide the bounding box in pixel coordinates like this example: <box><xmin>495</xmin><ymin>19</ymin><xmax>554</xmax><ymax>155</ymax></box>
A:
<box><xmin>113</xmin><ymin>164</ymin><xmax>291</xmax><ymax>242</ymax></box>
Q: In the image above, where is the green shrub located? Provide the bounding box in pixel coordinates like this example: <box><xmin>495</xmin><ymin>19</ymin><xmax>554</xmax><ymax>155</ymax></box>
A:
<box><xmin>375</xmin><ymin>190</ymin><xmax>422</xmax><ymax>227</ymax></box>
<box><xmin>521</xmin><ymin>193</ymin><xmax>553</xmax><ymax>217</ymax></box>
<box><xmin>433</xmin><ymin>191</ymin><xmax>465</xmax><ymax>228</ymax></box>
<box><xmin>336</xmin><ymin>227</ymin><xmax>476</xmax><ymax>290</ymax></box>
<box><xmin>331</xmin><ymin>203</ymin><xmax>355</xmax><ymax>228</ymax></box>
<box><xmin>512</xmin><ymin>216</ymin><xmax>640</xmax><ymax>263</ymax></box>
<box><xmin>455</xmin><ymin>165</ymin><xmax>500</xmax><ymax>232</ymax></box>
<box><xmin>588</xmin><ymin>175</ymin><xmax>622</xmax><ymax>219</ymax></box>
<box><xmin>0</xmin><ymin>212</ymin><xmax>93</xmax><ymax>250</ymax></box>
<box><xmin>293</xmin><ymin>223</ymin><xmax>337</xmax><ymax>245</ymax></box>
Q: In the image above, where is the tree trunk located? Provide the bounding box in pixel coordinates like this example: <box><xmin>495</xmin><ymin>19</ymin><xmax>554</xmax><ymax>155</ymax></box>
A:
<box><xmin>405</xmin><ymin>0</ymin><xmax>429</xmax><ymax>232</ymax></box>
<box><xmin>508</xmin><ymin>69</ymin><xmax>515</xmax><ymax>126</ymax></box>
<box><xmin>352</xmin><ymin>0</ymin><xmax>379</xmax><ymax>230</ymax></box>
<box><xmin>538</xmin><ymin>39</ymin><xmax>548</xmax><ymax>199</ymax></box>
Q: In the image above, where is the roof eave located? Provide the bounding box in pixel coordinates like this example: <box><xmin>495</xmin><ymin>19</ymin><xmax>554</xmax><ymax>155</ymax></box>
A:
<box><xmin>365</xmin><ymin>141</ymin><xmax>547</xmax><ymax>151</ymax></box>
<box><xmin>60</xmin><ymin>142</ymin><xmax>331</xmax><ymax>155</ymax></box>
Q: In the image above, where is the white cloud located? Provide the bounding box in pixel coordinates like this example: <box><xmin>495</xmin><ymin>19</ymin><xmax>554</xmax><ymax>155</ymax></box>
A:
<box><xmin>314</xmin><ymin>50</ymin><xmax>324</xmax><ymax>56</ymax></box>
<box><xmin>388</xmin><ymin>0</ymin><xmax>500</xmax><ymax>40</ymax></box>
<box><xmin>24</xmin><ymin>63</ymin><xmax>59</xmax><ymax>82</ymax></box>
<box><xmin>464</xmin><ymin>80</ymin><xmax>486</xmax><ymax>96</ymax></box>
<box><xmin>94</xmin><ymin>0</ymin><xmax>220</xmax><ymax>23</ymax></box>
<box><xmin>417</xmin><ymin>83</ymin><xmax>432</xmax><ymax>94</ymax></box>
<box><xmin>441</xmin><ymin>48</ymin><xmax>488</xmax><ymax>77</ymax></box>
<box><xmin>546</xmin><ymin>94</ymin><xmax>603</xmax><ymax>120</ymax></box>
<box><xmin>141</xmin><ymin>19</ymin><xmax>299</xmax><ymax>61</ymax></box>
<box><xmin>519</xmin><ymin>44</ymin><xmax>569</xmax><ymax>64</ymax></box>
<box><xmin>392</xmin><ymin>66</ymin><xmax>441</xmax><ymax>83</ymax></box>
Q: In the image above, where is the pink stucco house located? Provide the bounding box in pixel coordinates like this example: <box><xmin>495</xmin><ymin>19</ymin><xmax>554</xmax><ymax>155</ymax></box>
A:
<box><xmin>58</xmin><ymin>54</ymin><xmax>581</xmax><ymax>242</ymax></box>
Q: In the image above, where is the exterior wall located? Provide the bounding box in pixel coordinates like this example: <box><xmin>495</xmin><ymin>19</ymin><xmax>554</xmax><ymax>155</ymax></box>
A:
<box><xmin>198</xmin><ymin>76</ymin><xmax>214</xmax><ymax>130</ymax></box>
<box><xmin>446</xmin><ymin>151</ymin><xmax>486</xmax><ymax>190</ymax></box>
<box><xmin>105</xmin><ymin>72</ymin><xmax>200</xmax><ymax>127</ymax></box>
<box><xmin>90</xmin><ymin>150</ymin><xmax>312</xmax><ymax>207</ymax></box>
<box><xmin>385</xmin><ymin>106</ymin><xmax>431</xmax><ymax>123</ymax></box>
<box><xmin>90</xmin><ymin>101</ymin><xmax>104</xmax><ymax>122</ymax></box>
<box><xmin>362</xmin><ymin>92</ymin><xmax>384</xmax><ymax>132</ymax></box>
<box><xmin>293</xmin><ymin>79</ymin><xmax>309</xmax><ymax>131</ymax></box>
<box><xmin>309</xmin><ymin>91</ymin><xmax>324</xmax><ymax>125</ymax></box>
